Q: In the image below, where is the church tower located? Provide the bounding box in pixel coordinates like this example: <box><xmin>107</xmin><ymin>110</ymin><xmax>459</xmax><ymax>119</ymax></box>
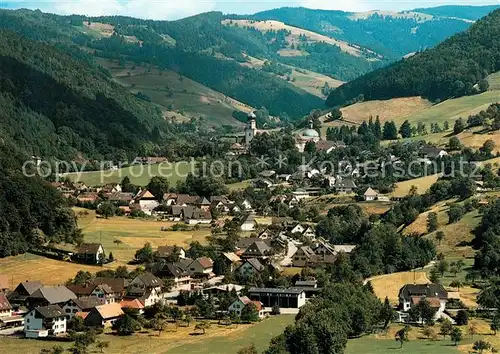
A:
<box><xmin>245</xmin><ymin>111</ymin><xmax>257</xmax><ymax>146</ymax></box>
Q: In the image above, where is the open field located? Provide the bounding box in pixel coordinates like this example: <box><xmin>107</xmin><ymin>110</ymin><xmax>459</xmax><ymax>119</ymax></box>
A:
<box><xmin>222</xmin><ymin>19</ymin><xmax>364</xmax><ymax>57</ymax></box>
<box><xmin>0</xmin><ymin>210</ymin><xmax>211</xmax><ymax>287</ymax></box>
<box><xmin>0</xmin><ymin>315</ymin><xmax>294</xmax><ymax>354</ymax></box>
<box><xmin>398</xmin><ymin>90</ymin><xmax>500</xmax><ymax>126</ymax></box>
<box><xmin>349</xmin><ymin>10</ymin><xmax>434</xmax><ymax>21</ymax></box>
<box><xmin>289</xmin><ymin>68</ymin><xmax>343</xmax><ymax>98</ymax></box>
<box><xmin>487</xmin><ymin>71</ymin><xmax>500</xmax><ymax>91</ymax></box>
<box><xmin>402</xmin><ymin>200</ymin><xmax>453</xmax><ymax>236</ymax></box>
<box><xmin>227</xmin><ymin>179</ymin><xmax>253</xmax><ymax>191</ymax></box>
<box><xmin>338</xmin><ymin>97</ymin><xmax>432</xmax><ymax>124</ymax></box>
<box><xmin>391</xmin><ymin>174</ymin><xmax>441</xmax><ymax>197</ymax></box>
<box><xmin>97</xmin><ymin>58</ymin><xmax>248</xmax><ymax>127</ymax></box>
<box><xmin>63</xmin><ymin>161</ymin><xmax>193</xmax><ymax>187</ymax></box>
<box><xmin>368</xmin><ymin>271</ymin><xmax>431</xmax><ymax>304</ymax></box>
<box><xmin>78</xmin><ymin>210</ymin><xmax>211</xmax><ymax>264</ymax></box>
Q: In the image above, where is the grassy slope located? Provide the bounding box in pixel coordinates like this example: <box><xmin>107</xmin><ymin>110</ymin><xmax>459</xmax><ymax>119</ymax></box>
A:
<box><xmin>63</xmin><ymin>161</ymin><xmax>193</xmax><ymax>186</ymax></box>
<box><xmin>97</xmin><ymin>58</ymin><xmax>249</xmax><ymax>127</ymax></box>
<box><xmin>0</xmin><ymin>209</ymin><xmax>211</xmax><ymax>286</ymax></box>
<box><xmin>0</xmin><ymin>316</ymin><xmax>294</xmax><ymax>354</ymax></box>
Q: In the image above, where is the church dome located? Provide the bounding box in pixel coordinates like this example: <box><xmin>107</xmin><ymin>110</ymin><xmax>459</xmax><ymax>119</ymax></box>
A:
<box><xmin>302</xmin><ymin>128</ymin><xmax>319</xmax><ymax>138</ymax></box>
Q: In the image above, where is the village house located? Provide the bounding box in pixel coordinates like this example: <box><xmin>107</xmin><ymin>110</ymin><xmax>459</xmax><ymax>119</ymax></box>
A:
<box><xmin>240</xmin><ymin>213</ymin><xmax>256</xmax><ymax>231</ymax></box>
<box><xmin>184</xmin><ymin>206</ymin><xmax>212</xmax><ymax>225</ymax></box>
<box><xmin>195</xmin><ymin>197</ymin><xmax>211</xmax><ymax>211</ymax></box>
<box><xmin>28</xmin><ymin>286</ymin><xmax>76</xmax><ymax>308</ymax></box>
<box><xmin>128</xmin><ymin>273</ymin><xmax>164</xmax><ymax>307</ymax></box>
<box><xmin>24</xmin><ymin>305</ymin><xmax>66</xmax><ymax>338</ymax></box>
<box><xmin>106</xmin><ymin>192</ymin><xmax>133</xmax><ymax>204</ymax></box>
<box><xmin>333</xmin><ymin>178</ymin><xmax>357</xmax><ymax>194</ymax></box>
<box><xmin>236</xmin><ymin>238</ymin><xmax>271</xmax><ymax>253</ymax></box>
<box><xmin>0</xmin><ymin>294</ymin><xmax>22</xmax><ymax>329</ymax></box>
<box><xmin>248</xmin><ymin>288</ymin><xmax>306</xmax><ymax>310</ymax></box>
<box><xmin>292</xmin><ymin>246</ymin><xmax>316</xmax><ymax>267</ymax></box>
<box><xmin>185</xmin><ymin>257</ymin><xmax>214</xmax><ymax>279</ymax></box>
<box><xmin>8</xmin><ymin>280</ymin><xmax>43</xmax><ymax>305</ymax></box>
<box><xmin>258</xmin><ymin>228</ymin><xmax>275</xmax><ymax>239</ymax></box>
<box><xmin>152</xmin><ymin>263</ymin><xmax>192</xmax><ymax>291</ymax></box>
<box><xmin>398</xmin><ymin>283</ymin><xmax>448</xmax><ymax>321</ymax></box>
<box><xmin>154</xmin><ymin>245</ymin><xmax>186</xmax><ymax>260</ymax></box>
<box><xmin>100</xmin><ymin>183</ymin><xmax>122</xmax><ymax>194</ymax></box>
<box><xmin>222</xmin><ymin>252</ymin><xmax>241</xmax><ymax>272</ymax></box>
<box><xmin>119</xmin><ymin>299</ymin><xmax>145</xmax><ymax>314</ymax></box>
<box><xmin>76</xmin><ymin>192</ymin><xmax>99</xmax><ymax>203</ymax></box>
<box><xmin>241</xmin><ymin>241</ymin><xmax>271</xmax><ymax>259</ymax></box>
<box><xmin>228</xmin><ymin>296</ymin><xmax>265</xmax><ymax>318</ymax></box>
<box><xmin>201</xmin><ymin>284</ymin><xmax>243</xmax><ymax>298</ymax></box>
<box><xmin>75</xmin><ymin>243</ymin><xmax>105</xmax><ymax>265</ymax></box>
<box><xmin>62</xmin><ymin>296</ymin><xmax>104</xmax><ymax>320</ymax></box>
<box><xmin>241</xmin><ymin>199</ymin><xmax>253</xmax><ymax>211</ymax></box>
<box><xmin>132</xmin><ymin>156</ymin><xmax>168</xmax><ymax>165</ymax></box>
<box><xmin>133</xmin><ymin>189</ymin><xmax>159</xmax><ymax>215</ymax></box>
<box><xmin>236</xmin><ymin>258</ymin><xmax>265</xmax><ymax>278</ymax></box>
<box><xmin>314</xmin><ymin>140</ymin><xmax>337</xmax><ymax>154</ymax></box>
<box><xmin>363</xmin><ymin>187</ymin><xmax>378</xmax><ymax>201</ymax></box>
<box><xmin>84</xmin><ymin>303</ymin><xmax>124</xmax><ymax>327</ymax></box>
<box><xmin>419</xmin><ymin>147</ymin><xmax>449</xmax><ymax>159</ymax></box>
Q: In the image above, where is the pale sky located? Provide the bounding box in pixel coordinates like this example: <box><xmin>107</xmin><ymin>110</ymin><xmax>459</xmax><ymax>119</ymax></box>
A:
<box><xmin>2</xmin><ymin>0</ymin><xmax>499</xmax><ymax>20</ymax></box>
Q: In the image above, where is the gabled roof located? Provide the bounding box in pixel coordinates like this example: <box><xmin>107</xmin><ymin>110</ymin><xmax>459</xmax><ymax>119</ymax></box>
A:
<box><xmin>33</xmin><ymin>305</ymin><xmax>65</xmax><ymax>319</ymax></box>
<box><xmin>30</xmin><ymin>286</ymin><xmax>76</xmax><ymax>304</ymax></box>
<box><xmin>71</xmin><ymin>296</ymin><xmax>104</xmax><ymax>310</ymax></box>
<box><xmin>238</xmin><ymin>296</ymin><xmax>252</xmax><ymax>305</ymax></box>
<box><xmin>334</xmin><ymin>178</ymin><xmax>357</xmax><ymax>189</ymax></box>
<box><xmin>245</xmin><ymin>258</ymin><xmax>265</xmax><ymax>271</ymax></box>
<box><xmin>196</xmin><ymin>257</ymin><xmax>214</xmax><ymax>269</ymax></box>
<box><xmin>120</xmin><ymin>298</ymin><xmax>144</xmax><ymax>310</ymax></box>
<box><xmin>17</xmin><ymin>280</ymin><xmax>43</xmax><ymax>295</ymax></box>
<box><xmin>315</xmin><ymin>140</ymin><xmax>336</xmax><ymax>152</ymax></box>
<box><xmin>161</xmin><ymin>263</ymin><xmax>190</xmax><ymax>278</ymax></box>
<box><xmin>77</xmin><ymin>243</ymin><xmax>102</xmax><ymax>254</ymax></box>
<box><xmin>107</xmin><ymin>192</ymin><xmax>133</xmax><ymax>202</ymax></box>
<box><xmin>94</xmin><ymin>303</ymin><xmax>124</xmax><ymax>319</ymax></box>
<box><xmin>0</xmin><ymin>294</ymin><xmax>12</xmax><ymax>311</ymax></box>
<box><xmin>195</xmin><ymin>197</ymin><xmax>211</xmax><ymax>205</ymax></box>
<box><xmin>399</xmin><ymin>283</ymin><xmax>448</xmax><ymax>300</ymax></box>
<box><xmin>156</xmin><ymin>246</ymin><xmax>184</xmax><ymax>258</ymax></box>
<box><xmin>135</xmin><ymin>189</ymin><xmax>155</xmax><ymax>200</ymax></box>
<box><xmin>237</xmin><ymin>238</ymin><xmax>271</xmax><ymax>250</ymax></box>
<box><xmin>222</xmin><ymin>252</ymin><xmax>241</xmax><ymax>263</ymax></box>
<box><xmin>175</xmin><ymin>194</ymin><xmax>199</xmax><ymax>206</ymax></box>
<box><xmin>133</xmin><ymin>272</ymin><xmax>163</xmax><ymax>288</ymax></box>
<box><xmin>242</xmin><ymin>241</ymin><xmax>271</xmax><ymax>257</ymax></box>
<box><xmin>93</xmin><ymin>278</ymin><xmax>128</xmax><ymax>293</ymax></box>
<box><xmin>364</xmin><ymin>187</ymin><xmax>378</xmax><ymax>196</ymax></box>
<box><xmin>295</xmin><ymin>246</ymin><xmax>315</xmax><ymax>258</ymax></box>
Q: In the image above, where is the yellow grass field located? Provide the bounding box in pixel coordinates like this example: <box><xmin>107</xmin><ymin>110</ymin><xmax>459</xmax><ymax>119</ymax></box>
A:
<box><xmin>0</xmin><ymin>210</ymin><xmax>211</xmax><ymax>287</ymax></box>
<box><xmin>0</xmin><ymin>315</ymin><xmax>295</xmax><ymax>354</ymax></box>
<box><xmin>391</xmin><ymin>174</ymin><xmax>441</xmax><ymax>197</ymax></box>
<box><xmin>403</xmin><ymin>200</ymin><xmax>453</xmax><ymax>236</ymax></box>
<box><xmin>338</xmin><ymin>97</ymin><xmax>432</xmax><ymax>124</ymax></box>
<box><xmin>368</xmin><ymin>271</ymin><xmax>431</xmax><ymax>304</ymax></box>
<box><xmin>222</xmin><ymin>19</ymin><xmax>364</xmax><ymax>56</ymax></box>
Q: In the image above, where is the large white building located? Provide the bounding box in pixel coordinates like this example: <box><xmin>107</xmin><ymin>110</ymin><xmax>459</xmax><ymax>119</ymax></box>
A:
<box><xmin>24</xmin><ymin>305</ymin><xmax>66</xmax><ymax>338</ymax></box>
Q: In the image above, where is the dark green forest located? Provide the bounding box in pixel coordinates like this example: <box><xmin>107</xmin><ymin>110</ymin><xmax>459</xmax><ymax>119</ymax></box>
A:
<box><xmin>0</xmin><ymin>29</ymin><xmax>168</xmax><ymax>161</ymax></box>
<box><xmin>246</xmin><ymin>6</ymin><xmax>494</xmax><ymax>58</ymax></box>
<box><xmin>327</xmin><ymin>8</ymin><xmax>500</xmax><ymax>106</ymax></box>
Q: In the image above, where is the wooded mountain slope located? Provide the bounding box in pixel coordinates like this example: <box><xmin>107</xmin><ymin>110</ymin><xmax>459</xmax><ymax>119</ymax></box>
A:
<box><xmin>0</xmin><ymin>29</ymin><xmax>165</xmax><ymax>161</ymax></box>
<box><xmin>327</xmin><ymin>9</ymin><xmax>500</xmax><ymax>107</ymax></box>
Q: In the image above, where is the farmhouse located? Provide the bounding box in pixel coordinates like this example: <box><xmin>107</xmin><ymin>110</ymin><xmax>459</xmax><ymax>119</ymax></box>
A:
<box><xmin>128</xmin><ymin>273</ymin><xmax>164</xmax><ymax>307</ymax></box>
<box><xmin>185</xmin><ymin>257</ymin><xmax>214</xmax><ymax>278</ymax></box>
<box><xmin>62</xmin><ymin>296</ymin><xmax>104</xmax><ymax>320</ymax></box>
<box><xmin>241</xmin><ymin>241</ymin><xmax>271</xmax><ymax>259</ymax></box>
<box><xmin>133</xmin><ymin>189</ymin><xmax>159</xmax><ymax>215</ymax></box>
<box><xmin>75</xmin><ymin>243</ymin><xmax>105</xmax><ymax>265</ymax></box>
<box><xmin>153</xmin><ymin>263</ymin><xmax>192</xmax><ymax>291</ymax></box>
<box><xmin>236</xmin><ymin>258</ymin><xmax>265</xmax><ymax>278</ymax></box>
<box><xmin>119</xmin><ymin>299</ymin><xmax>145</xmax><ymax>314</ymax></box>
<box><xmin>222</xmin><ymin>252</ymin><xmax>241</xmax><ymax>272</ymax></box>
<box><xmin>24</xmin><ymin>305</ymin><xmax>66</xmax><ymax>338</ymax></box>
<box><xmin>399</xmin><ymin>283</ymin><xmax>448</xmax><ymax>320</ymax></box>
<box><xmin>292</xmin><ymin>246</ymin><xmax>316</xmax><ymax>267</ymax></box>
<box><xmin>155</xmin><ymin>245</ymin><xmax>186</xmax><ymax>260</ymax></box>
<box><xmin>84</xmin><ymin>303</ymin><xmax>124</xmax><ymax>327</ymax></box>
<box><xmin>363</xmin><ymin>187</ymin><xmax>378</xmax><ymax>201</ymax></box>
<box><xmin>228</xmin><ymin>296</ymin><xmax>265</xmax><ymax>318</ymax></box>
<box><xmin>28</xmin><ymin>286</ymin><xmax>76</xmax><ymax>308</ymax></box>
<box><xmin>8</xmin><ymin>280</ymin><xmax>43</xmax><ymax>305</ymax></box>
<box><xmin>248</xmin><ymin>287</ymin><xmax>306</xmax><ymax>309</ymax></box>
<box><xmin>0</xmin><ymin>294</ymin><xmax>22</xmax><ymax>329</ymax></box>
<box><xmin>240</xmin><ymin>213</ymin><xmax>256</xmax><ymax>231</ymax></box>
<box><xmin>333</xmin><ymin>178</ymin><xmax>357</xmax><ymax>194</ymax></box>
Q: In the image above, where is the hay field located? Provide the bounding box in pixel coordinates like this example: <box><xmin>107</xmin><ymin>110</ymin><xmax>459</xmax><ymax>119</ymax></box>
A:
<box><xmin>368</xmin><ymin>271</ymin><xmax>431</xmax><ymax>304</ymax></box>
<box><xmin>391</xmin><ymin>174</ymin><xmax>441</xmax><ymax>197</ymax></box>
<box><xmin>339</xmin><ymin>97</ymin><xmax>432</xmax><ymax>124</ymax></box>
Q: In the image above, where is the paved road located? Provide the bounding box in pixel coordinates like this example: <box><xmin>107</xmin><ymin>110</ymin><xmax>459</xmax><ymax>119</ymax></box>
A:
<box><xmin>280</xmin><ymin>240</ymin><xmax>299</xmax><ymax>266</ymax></box>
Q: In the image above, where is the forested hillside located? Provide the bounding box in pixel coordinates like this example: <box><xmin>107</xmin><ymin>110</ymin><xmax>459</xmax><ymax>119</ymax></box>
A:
<box><xmin>246</xmin><ymin>6</ymin><xmax>497</xmax><ymax>58</ymax></box>
<box><xmin>327</xmin><ymin>8</ymin><xmax>500</xmax><ymax>107</ymax></box>
<box><xmin>0</xmin><ymin>29</ymin><xmax>166</xmax><ymax>161</ymax></box>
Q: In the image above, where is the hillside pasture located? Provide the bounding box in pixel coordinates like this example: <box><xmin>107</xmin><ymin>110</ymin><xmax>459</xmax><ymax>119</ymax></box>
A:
<box><xmin>63</xmin><ymin>161</ymin><xmax>193</xmax><ymax>187</ymax></box>
<box><xmin>97</xmin><ymin>59</ymin><xmax>248</xmax><ymax>127</ymax></box>
<box><xmin>0</xmin><ymin>315</ymin><xmax>294</xmax><ymax>354</ymax></box>
<box><xmin>338</xmin><ymin>96</ymin><xmax>432</xmax><ymax>124</ymax></box>
<box><xmin>487</xmin><ymin>71</ymin><xmax>500</xmax><ymax>90</ymax></box>
<box><xmin>367</xmin><ymin>271</ymin><xmax>431</xmax><ymax>304</ymax></box>
<box><xmin>391</xmin><ymin>174</ymin><xmax>440</xmax><ymax>197</ymax></box>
